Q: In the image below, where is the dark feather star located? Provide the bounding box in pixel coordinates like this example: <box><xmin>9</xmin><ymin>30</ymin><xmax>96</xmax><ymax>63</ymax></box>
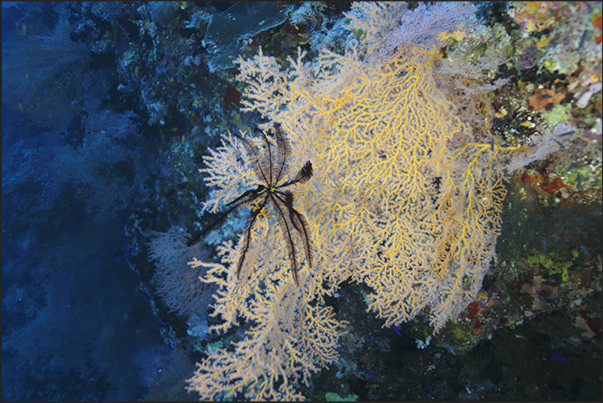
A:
<box><xmin>189</xmin><ymin>122</ymin><xmax>313</xmax><ymax>286</ymax></box>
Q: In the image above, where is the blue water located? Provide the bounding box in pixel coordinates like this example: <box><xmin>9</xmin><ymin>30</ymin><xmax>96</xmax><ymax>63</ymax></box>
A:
<box><xmin>2</xmin><ymin>104</ymin><xmax>173</xmax><ymax>400</ymax></box>
<box><xmin>2</xmin><ymin>3</ymin><xmax>168</xmax><ymax>400</ymax></box>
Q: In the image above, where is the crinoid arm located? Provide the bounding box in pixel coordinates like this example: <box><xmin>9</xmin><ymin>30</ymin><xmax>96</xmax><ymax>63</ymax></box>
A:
<box><xmin>270</xmin><ymin>190</ymin><xmax>314</xmax><ymax>285</ymax></box>
<box><xmin>280</xmin><ymin>160</ymin><xmax>313</xmax><ymax>189</ymax></box>
<box><xmin>281</xmin><ymin>190</ymin><xmax>313</xmax><ymax>270</ymax></box>
<box><xmin>271</xmin><ymin>122</ymin><xmax>292</xmax><ymax>185</ymax></box>
<box><xmin>226</xmin><ymin>185</ymin><xmax>266</xmax><ymax>206</ymax></box>
<box><xmin>186</xmin><ymin>185</ymin><xmax>266</xmax><ymax>247</ymax></box>
<box><xmin>270</xmin><ymin>192</ymin><xmax>301</xmax><ymax>285</ymax></box>
<box><xmin>294</xmin><ymin>160</ymin><xmax>313</xmax><ymax>184</ymax></box>
<box><xmin>232</xmin><ymin>131</ymin><xmax>271</xmax><ymax>185</ymax></box>
<box><xmin>236</xmin><ymin>195</ymin><xmax>269</xmax><ymax>279</ymax></box>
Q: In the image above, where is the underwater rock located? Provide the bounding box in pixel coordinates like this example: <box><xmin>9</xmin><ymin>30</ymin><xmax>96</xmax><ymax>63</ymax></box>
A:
<box><xmin>202</xmin><ymin>2</ymin><xmax>294</xmax><ymax>73</ymax></box>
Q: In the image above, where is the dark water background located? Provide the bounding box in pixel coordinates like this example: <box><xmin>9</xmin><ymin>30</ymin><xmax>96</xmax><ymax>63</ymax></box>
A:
<box><xmin>2</xmin><ymin>2</ymin><xmax>169</xmax><ymax>399</ymax></box>
<box><xmin>2</xmin><ymin>108</ymin><xmax>170</xmax><ymax>400</ymax></box>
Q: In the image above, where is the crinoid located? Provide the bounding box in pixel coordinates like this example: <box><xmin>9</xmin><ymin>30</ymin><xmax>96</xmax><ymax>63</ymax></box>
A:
<box><xmin>190</xmin><ymin>122</ymin><xmax>313</xmax><ymax>285</ymax></box>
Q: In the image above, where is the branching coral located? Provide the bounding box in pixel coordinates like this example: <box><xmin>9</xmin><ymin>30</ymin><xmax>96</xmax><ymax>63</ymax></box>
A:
<box><xmin>148</xmin><ymin>226</ymin><xmax>215</xmax><ymax>319</ymax></box>
<box><xmin>186</xmin><ymin>2</ymin><xmax>518</xmax><ymax>400</ymax></box>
